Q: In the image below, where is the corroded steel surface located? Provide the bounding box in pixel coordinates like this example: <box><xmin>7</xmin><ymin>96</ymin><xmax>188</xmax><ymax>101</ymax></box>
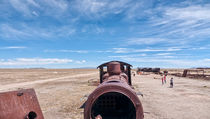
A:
<box><xmin>107</xmin><ymin>62</ymin><xmax>121</xmax><ymax>75</ymax></box>
<box><xmin>0</xmin><ymin>88</ymin><xmax>44</xmax><ymax>119</ymax></box>
<box><xmin>84</xmin><ymin>61</ymin><xmax>144</xmax><ymax>119</ymax></box>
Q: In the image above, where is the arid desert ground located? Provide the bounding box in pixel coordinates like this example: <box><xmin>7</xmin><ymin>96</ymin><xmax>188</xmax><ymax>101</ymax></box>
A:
<box><xmin>0</xmin><ymin>69</ymin><xmax>210</xmax><ymax>119</ymax></box>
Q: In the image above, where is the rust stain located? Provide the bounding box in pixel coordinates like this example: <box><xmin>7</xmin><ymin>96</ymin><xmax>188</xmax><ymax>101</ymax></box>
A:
<box><xmin>0</xmin><ymin>88</ymin><xmax>44</xmax><ymax>119</ymax></box>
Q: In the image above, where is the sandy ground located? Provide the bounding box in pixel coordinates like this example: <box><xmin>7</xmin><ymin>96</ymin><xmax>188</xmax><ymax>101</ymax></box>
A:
<box><xmin>0</xmin><ymin>69</ymin><xmax>210</xmax><ymax>119</ymax></box>
<box><xmin>136</xmin><ymin>74</ymin><xmax>210</xmax><ymax>119</ymax></box>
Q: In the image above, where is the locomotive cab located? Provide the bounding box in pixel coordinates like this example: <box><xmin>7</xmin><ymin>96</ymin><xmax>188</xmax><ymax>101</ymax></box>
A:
<box><xmin>97</xmin><ymin>61</ymin><xmax>132</xmax><ymax>85</ymax></box>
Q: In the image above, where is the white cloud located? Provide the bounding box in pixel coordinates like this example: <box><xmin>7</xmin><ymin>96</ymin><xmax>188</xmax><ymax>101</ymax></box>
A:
<box><xmin>9</xmin><ymin>0</ymin><xmax>41</xmax><ymax>16</ymax></box>
<box><xmin>43</xmin><ymin>0</ymin><xmax>68</xmax><ymax>11</ymax></box>
<box><xmin>6</xmin><ymin>0</ymin><xmax>149</xmax><ymax>20</ymax></box>
<box><xmin>0</xmin><ymin>24</ymin><xmax>30</xmax><ymax>39</ymax></box>
<box><xmin>32</xmin><ymin>11</ymin><xmax>39</xmax><ymax>16</ymax></box>
<box><xmin>112</xmin><ymin>48</ymin><xmax>129</xmax><ymax>53</ymax></box>
<box><xmin>108</xmin><ymin>55</ymin><xmax>128</xmax><ymax>58</ymax></box>
<box><xmin>109</xmin><ymin>53</ymin><xmax>147</xmax><ymax>58</ymax></box>
<box><xmin>155</xmin><ymin>53</ymin><xmax>173</xmax><ymax>56</ymax></box>
<box><xmin>81</xmin><ymin>24</ymin><xmax>105</xmax><ymax>34</ymax></box>
<box><xmin>44</xmin><ymin>47</ymin><xmax>179</xmax><ymax>55</ymax></box>
<box><xmin>0</xmin><ymin>58</ymin><xmax>73</xmax><ymax>66</ymax></box>
<box><xmin>8</xmin><ymin>0</ymin><xmax>69</xmax><ymax>17</ymax></box>
<box><xmin>165</xmin><ymin>5</ymin><xmax>210</xmax><ymax>22</ymax></box>
<box><xmin>112</xmin><ymin>47</ymin><xmax>181</xmax><ymax>53</ymax></box>
<box><xmin>44</xmin><ymin>50</ymin><xmax>88</xmax><ymax>53</ymax></box>
<box><xmin>126</xmin><ymin>38</ymin><xmax>171</xmax><ymax>45</ymax></box>
<box><xmin>124</xmin><ymin>0</ymin><xmax>154</xmax><ymax>20</ymax></box>
<box><xmin>0</xmin><ymin>24</ymin><xmax>76</xmax><ymax>40</ymax></box>
<box><xmin>0</xmin><ymin>46</ymin><xmax>26</xmax><ymax>49</ymax></box>
<box><xmin>75</xmin><ymin>60</ymin><xmax>86</xmax><ymax>64</ymax></box>
<box><xmin>203</xmin><ymin>59</ymin><xmax>210</xmax><ymax>62</ymax></box>
<box><xmin>73</xmin><ymin>0</ymin><xmax>131</xmax><ymax>19</ymax></box>
<box><xmin>152</xmin><ymin>4</ymin><xmax>210</xmax><ymax>26</ymax></box>
<box><xmin>150</xmin><ymin>4</ymin><xmax>210</xmax><ymax>40</ymax></box>
<box><xmin>9</xmin><ymin>0</ymin><xmax>31</xmax><ymax>16</ymax></box>
<box><xmin>95</xmin><ymin>50</ymin><xmax>112</xmax><ymax>53</ymax></box>
<box><xmin>80</xmin><ymin>0</ymin><xmax>106</xmax><ymax>13</ymax></box>
<box><xmin>27</xmin><ymin>0</ymin><xmax>40</xmax><ymax>7</ymax></box>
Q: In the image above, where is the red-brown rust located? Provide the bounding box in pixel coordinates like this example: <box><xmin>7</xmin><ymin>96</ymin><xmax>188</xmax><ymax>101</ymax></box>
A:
<box><xmin>0</xmin><ymin>88</ymin><xmax>44</xmax><ymax>119</ymax></box>
<box><xmin>103</xmin><ymin>74</ymin><xmax>128</xmax><ymax>84</ymax></box>
<box><xmin>107</xmin><ymin>62</ymin><xmax>121</xmax><ymax>75</ymax></box>
<box><xmin>84</xmin><ymin>82</ymin><xmax>144</xmax><ymax>119</ymax></box>
<box><xmin>84</xmin><ymin>61</ymin><xmax>144</xmax><ymax>119</ymax></box>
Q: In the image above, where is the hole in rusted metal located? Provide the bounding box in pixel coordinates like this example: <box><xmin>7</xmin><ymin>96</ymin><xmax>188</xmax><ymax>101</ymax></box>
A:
<box><xmin>27</xmin><ymin>111</ymin><xmax>37</xmax><ymax>119</ymax></box>
<box><xmin>17</xmin><ymin>92</ymin><xmax>23</xmax><ymax>96</ymax></box>
<box><xmin>91</xmin><ymin>92</ymin><xmax>136</xmax><ymax>119</ymax></box>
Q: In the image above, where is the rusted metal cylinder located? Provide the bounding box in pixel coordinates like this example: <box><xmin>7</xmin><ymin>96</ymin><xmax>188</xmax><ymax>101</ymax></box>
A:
<box><xmin>107</xmin><ymin>62</ymin><xmax>121</xmax><ymax>75</ymax></box>
<box><xmin>84</xmin><ymin>61</ymin><xmax>144</xmax><ymax>119</ymax></box>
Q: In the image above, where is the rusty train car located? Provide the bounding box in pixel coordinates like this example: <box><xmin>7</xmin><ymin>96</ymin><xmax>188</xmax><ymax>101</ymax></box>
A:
<box><xmin>137</xmin><ymin>67</ymin><xmax>160</xmax><ymax>74</ymax></box>
<box><xmin>84</xmin><ymin>61</ymin><xmax>144</xmax><ymax>119</ymax></box>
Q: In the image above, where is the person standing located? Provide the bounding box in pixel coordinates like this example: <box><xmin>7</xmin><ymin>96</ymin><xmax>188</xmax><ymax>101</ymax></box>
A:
<box><xmin>162</xmin><ymin>77</ymin><xmax>164</xmax><ymax>85</ymax></box>
<box><xmin>164</xmin><ymin>75</ymin><xmax>167</xmax><ymax>83</ymax></box>
<box><xmin>170</xmin><ymin>77</ymin><xmax>173</xmax><ymax>88</ymax></box>
<box><xmin>133</xmin><ymin>72</ymin><xmax>135</xmax><ymax>77</ymax></box>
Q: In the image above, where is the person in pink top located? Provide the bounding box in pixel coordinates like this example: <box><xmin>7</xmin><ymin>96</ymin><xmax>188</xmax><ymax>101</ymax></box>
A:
<box><xmin>164</xmin><ymin>75</ymin><xmax>166</xmax><ymax>83</ymax></box>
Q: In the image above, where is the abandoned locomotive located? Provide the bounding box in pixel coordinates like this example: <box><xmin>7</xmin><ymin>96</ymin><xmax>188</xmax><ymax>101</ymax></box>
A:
<box><xmin>84</xmin><ymin>61</ymin><xmax>144</xmax><ymax>119</ymax></box>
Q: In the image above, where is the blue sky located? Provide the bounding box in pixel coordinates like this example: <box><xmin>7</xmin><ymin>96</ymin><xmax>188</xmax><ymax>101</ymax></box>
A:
<box><xmin>0</xmin><ymin>0</ymin><xmax>210</xmax><ymax>68</ymax></box>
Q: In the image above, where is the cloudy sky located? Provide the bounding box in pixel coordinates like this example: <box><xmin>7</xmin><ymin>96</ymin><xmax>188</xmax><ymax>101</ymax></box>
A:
<box><xmin>0</xmin><ymin>0</ymin><xmax>210</xmax><ymax>68</ymax></box>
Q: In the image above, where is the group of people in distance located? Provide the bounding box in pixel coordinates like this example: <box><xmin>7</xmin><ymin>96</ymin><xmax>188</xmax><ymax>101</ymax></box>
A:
<box><xmin>162</xmin><ymin>75</ymin><xmax>173</xmax><ymax>88</ymax></box>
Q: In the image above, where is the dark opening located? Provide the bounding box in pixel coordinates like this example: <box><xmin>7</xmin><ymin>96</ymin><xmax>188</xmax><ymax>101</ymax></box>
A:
<box><xmin>27</xmin><ymin>111</ymin><xmax>37</xmax><ymax>119</ymax></box>
<box><xmin>91</xmin><ymin>92</ymin><xmax>136</xmax><ymax>119</ymax></box>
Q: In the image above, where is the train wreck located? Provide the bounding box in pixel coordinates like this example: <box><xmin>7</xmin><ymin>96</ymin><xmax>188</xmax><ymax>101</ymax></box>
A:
<box><xmin>137</xmin><ymin>67</ymin><xmax>161</xmax><ymax>74</ymax></box>
<box><xmin>84</xmin><ymin>61</ymin><xmax>144</xmax><ymax>119</ymax></box>
<box><xmin>0</xmin><ymin>89</ymin><xmax>44</xmax><ymax>119</ymax></box>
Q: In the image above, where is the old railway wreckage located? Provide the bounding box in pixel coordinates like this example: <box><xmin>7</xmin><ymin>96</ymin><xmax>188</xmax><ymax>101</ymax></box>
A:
<box><xmin>84</xmin><ymin>61</ymin><xmax>144</xmax><ymax>119</ymax></box>
<box><xmin>0</xmin><ymin>61</ymin><xmax>143</xmax><ymax>119</ymax></box>
<box><xmin>0</xmin><ymin>89</ymin><xmax>44</xmax><ymax>119</ymax></box>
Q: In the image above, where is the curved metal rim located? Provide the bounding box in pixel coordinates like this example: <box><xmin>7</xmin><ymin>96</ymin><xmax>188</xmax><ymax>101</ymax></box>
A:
<box><xmin>84</xmin><ymin>83</ymin><xmax>144</xmax><ymax>119</ymax></box>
